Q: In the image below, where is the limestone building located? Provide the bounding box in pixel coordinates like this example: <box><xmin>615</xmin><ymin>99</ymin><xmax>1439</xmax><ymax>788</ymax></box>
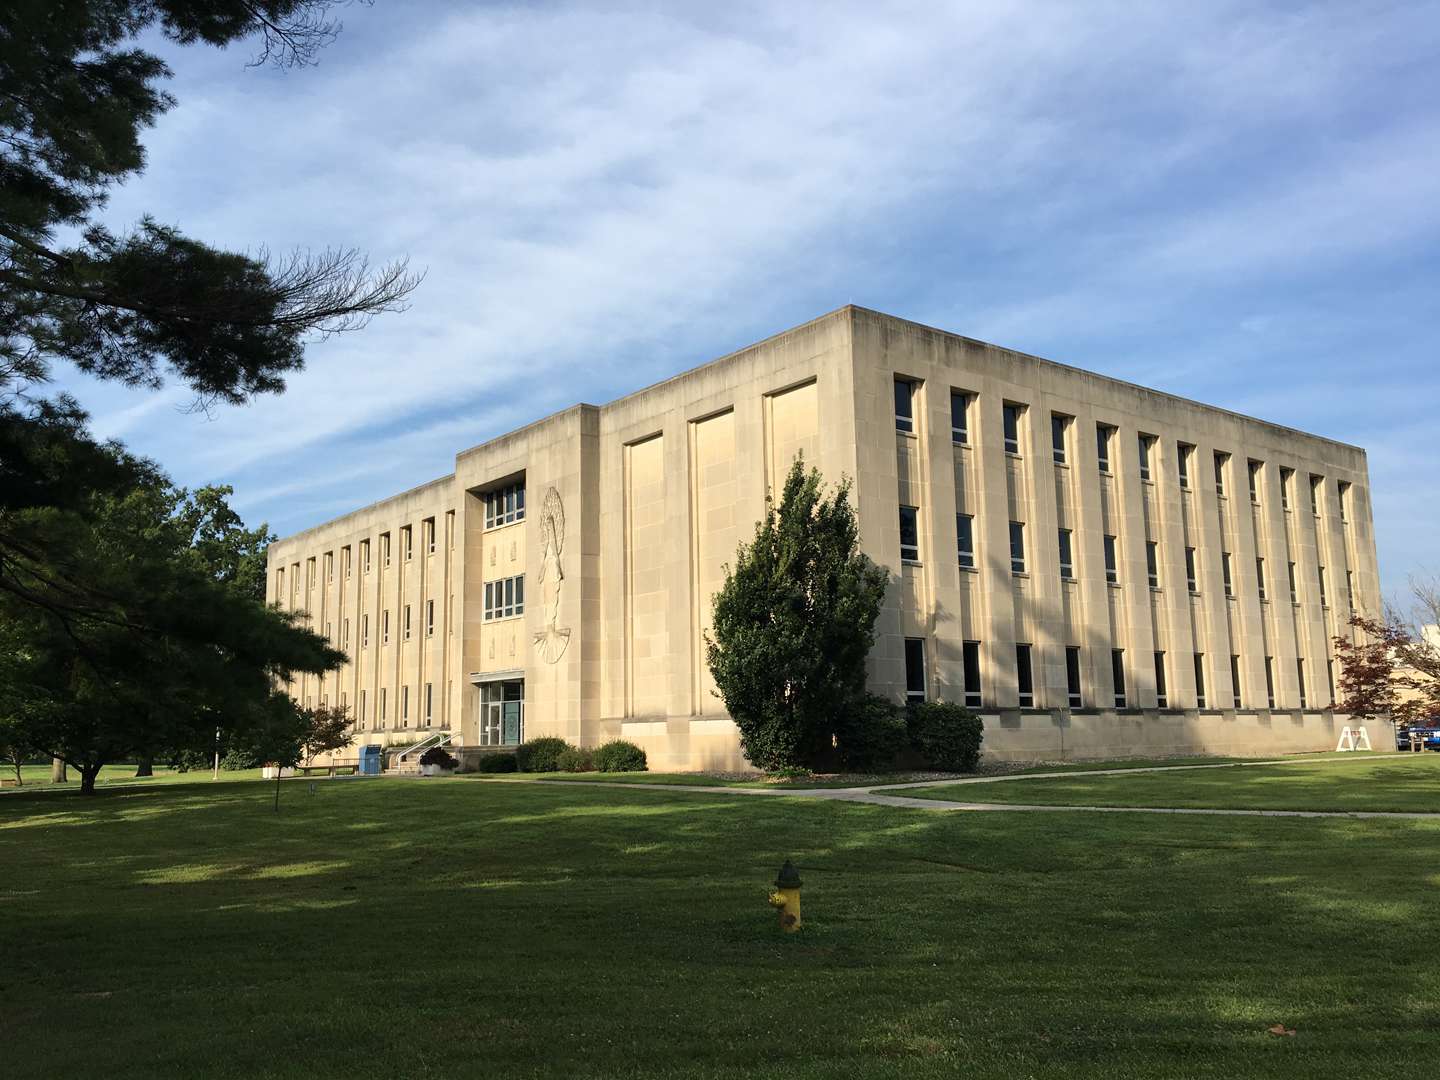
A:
<box><xmin>266</xmin><ymin>307</ymin><xmax>1389</xmax><ymax>767</ymax></box>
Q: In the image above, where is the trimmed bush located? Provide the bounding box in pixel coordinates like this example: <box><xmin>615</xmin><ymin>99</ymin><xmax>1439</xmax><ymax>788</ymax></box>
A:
<box><xmin>220</xmin><ymin>746</ymin><xmax>260</xmax><ymax>771</ymax></box>
<box><xmin>907</xmin><ymin>701</ymin><xmax>984</xmax><ymax>772</ymax></box>
<box><xmin>515</xmin><ymin>737</ymin><xmax>572</xmax><ymax>773</ymax></box>
<box><xmin>592</xmin><ymin>740</ymin><xmax>647</xmax><ymax>773</ymax></box>
<box><xmin>419</xmin><ymin>746</ymin><xmax>459</xmax><ymax>769</ymax></box>
<box><xmin>556</xmin><ymin>746</ymin><xmax>596</xmax><ymax>773</ymax></box>
<box><xmin>834</xmin><ymin>693</ymin><xmax>907</xmax><ymax>771</ymax></box>
<box><xmin>476</xmin><ymin>752</ymin><xmax>518</xmax><ymax>773</ymax></box>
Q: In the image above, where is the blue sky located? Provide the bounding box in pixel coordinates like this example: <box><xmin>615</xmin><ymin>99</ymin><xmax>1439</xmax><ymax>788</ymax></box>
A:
<box><xmin>64</xmin><ymin>1</ymin><xmax>1439</xmax><ymax>599</ymax></box>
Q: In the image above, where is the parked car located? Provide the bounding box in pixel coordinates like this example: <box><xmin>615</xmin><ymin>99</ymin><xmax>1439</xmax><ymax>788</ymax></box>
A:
<box><xmin>1397</xmin><ymin>723</ymin><xmax>1440</xmax><ymax>752</ymax></box>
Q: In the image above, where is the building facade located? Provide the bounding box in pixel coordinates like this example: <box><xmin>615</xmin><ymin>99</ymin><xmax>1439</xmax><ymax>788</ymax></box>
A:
<box><xmin>266</xmin><ymin>307</ymin><xmax>1389</xmax><ymax>767</ymax></box>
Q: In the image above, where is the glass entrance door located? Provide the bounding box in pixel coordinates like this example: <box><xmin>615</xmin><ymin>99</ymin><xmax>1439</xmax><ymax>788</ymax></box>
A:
<box><xmin>480</xmin><ymin>680</ymin><xmax>524</xmax><ymax>745</ymax></box>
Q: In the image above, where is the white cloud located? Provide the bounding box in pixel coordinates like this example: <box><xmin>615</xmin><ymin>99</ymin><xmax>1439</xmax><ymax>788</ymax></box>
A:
<box><xmin>57</xmin><ymin>0</ymin><xmax>1440</xmax><ymax>596</ymax></box>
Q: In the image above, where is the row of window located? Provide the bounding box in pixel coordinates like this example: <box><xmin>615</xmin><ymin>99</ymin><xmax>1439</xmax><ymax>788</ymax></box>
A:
<box><xmin>333</xmin><ymin>599</ymin><xmax>441</xmax><ymax>649</ymax></box>
<box><xmin>352</xmin><ymin>683</ymin><xmax>437</xmax><ymax>730</ymax></box>
<box><xmin>483</xmin><ymin>575</ymin><xmax>525</xmax><ymax>621</ymax></box>
<box><xmin>902</xmin><ymin>640</ymin><xmax>1332</xmax><ymax>712</ymax></box>
<box><xmin>894</xmin><ymin>378</ymin><xmax>1354</xmax><ymax>519</ymax></box>
<box><xmin>911</xmin><ymin>507</ymin><xmax>1350</xmax><ymax>609</ymax></box>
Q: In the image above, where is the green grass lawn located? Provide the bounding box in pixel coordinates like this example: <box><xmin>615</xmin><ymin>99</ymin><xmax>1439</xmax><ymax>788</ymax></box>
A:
<box><xmin>903</xmin><ymin>754</ymin><xmax>1440</xmax><ymax>812</ymax></box>
<box><xmin>4</xmin><ymin>763</ymin><xmax>264</xmax><ymax>790</ymax></box>
<box><xmin>4</xmin><ymin>775</ymin><xmax>1439</xmax><ymax>1079</ymax></box>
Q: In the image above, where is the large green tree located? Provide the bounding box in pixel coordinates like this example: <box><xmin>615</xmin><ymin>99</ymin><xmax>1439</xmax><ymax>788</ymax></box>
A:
<box><xmin>0</xmin><ymin>449</ymin><xmax>343</xmax><ymax>793</ymax></box>
<box><xmin>1</xmin><ymin>1</ymin><xmax>416</xmax><ymax>584</ymax></box>
<box><xmin>706</xmin><ymin>458</ymin><xmax>888</xmax><ymax>770</ymax></box>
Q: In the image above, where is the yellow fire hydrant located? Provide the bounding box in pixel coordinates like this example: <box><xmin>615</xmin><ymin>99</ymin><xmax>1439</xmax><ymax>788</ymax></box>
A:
<box><xmin>768</xmin><ymin>859</ymin><xmax>803</xmax><ymax>932</ymax></box>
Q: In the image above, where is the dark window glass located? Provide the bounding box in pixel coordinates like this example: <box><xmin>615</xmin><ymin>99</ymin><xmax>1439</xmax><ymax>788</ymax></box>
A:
<box><xmin>1296</xmin><ymin>658</ymin><xmax>1307</xmax><ymax>709</ymax></box>
<box><xmin>1256</xmin><ymin>557</ymin><xmax>1267</xmax><ymax>601</ymax></box>
<box><xmin>1097</xmin><ymin>424</ymin><xmax>1112</xmax><ymax>472</ymax></box>
<box><xmin>1058</xmin><ymin>529</ymin><xmax>1073</xmax><ymax>579</ymax></box>
<box><xmin>1231</xmin><ymin>655</ymin><xmax>1243</xmax><ymax>708</ymax></box>
<box><xmin>1146</xmin><ymin>541</ymin><xmax>1159</xmax><ymax>587</ymax></box>
<box><xmin>1249</xmin><ymin>460</ymin><xmax>1262</xmax><ymax>502</ymax></box>
<box><xmin>1003</xmin><ymin>404</ymin><xmax>1021</xmax><ymax>454</ymax></box>
<box><xmin>956</xmin><ymin>514</ymin><xmax>975</xmax><ymax>569</ymax></box>
<box><xmin>1288</xmin><ymin>561</ymin><xmax>1298</xmax><ymax>602</ymax></box>
<box><xmin>962</xmin><ymin>641</ymin><xmax>982</xmax><ymax>707</ymax></box>
<box><xmin>1016</xmin><ymin>644</ymin><xmax>1034</xmax><ymax>707</ymax></box>
<box><xmin>1178</xmin><ymin>444</ymin><xmax>1192</xmax><ymax>488</ymax></box>
<box><xmin>1066</xmin><ymin>646</ymin><xmax>1082</xmax><ymax>707</ymax></box>
<box><xmin>899</xmin><ymin>506</ymin><xmax>920</xmax><ymax>562</ymax></box>
<box><xmin>894</xmin><ymin>378</ymin><xmax>914</xmax><ymax>433</ymax></box>
<box><xmin>1051</xmin><ymin>415</ymin><xmax>1068</xmax><ymax>464</ymax></box>
<box><xmin>1194</xmin><ymin>654</ymin><xmax>1207</xmax><ymax>708</ymax></box>
<box><xmin>1222</xmin><ymin>552</ymin><xmax>1233</xmax><ymax>596</ymax></box>
<box><xmin>1104</xmin><ymin>535</ymin><xmax>1118</xmax><ymax>584</ymax></box>
<box><xmin>1138</xmin><ymin>435</ymin><xmax>1152</xmax><ymax>481</ymax></box>
<box><xmin>1112</xmin><ymin>650</ymin><xmax>1127</xmax><ymax>708</ymax></box>
<box><xmin>1154</xmin><ymin>651</ymin><xmax>1168</xmax><ymax>708</ymax></box>
<box><xmin>1185</xmin><ymin>547</ymin><xmax>1197</xmax><ymax>591</ymax></box>
<box><xmin>950</xmin><ymin>391</ymin><xmax>970</xmax><ymax>444</ymax></box>
<box><xmin>1264</xmin><ymin>656</ymin><xmax>1276</xmax><ymax>709</ymax></box>
<box><xmin>1215</xmin><ymin>452</ymin><xmax>1228</xmax><ymax>495</ymax></box>
<box><xmin>904</xmin><ymin>638</ymin><xmax>926</xmax><ymax>701</ymax></box>
<box><xmin>1009</xmin><ymin>521</ymin><xmax>1026</xmax><ymax>573</ymax></box>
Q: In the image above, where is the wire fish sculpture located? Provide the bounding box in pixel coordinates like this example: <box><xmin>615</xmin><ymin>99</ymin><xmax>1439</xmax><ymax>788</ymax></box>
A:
<box><xmin>533</xmin><ymin>486</ymin><xmax>571</xmax><ymax>663</ymax></box>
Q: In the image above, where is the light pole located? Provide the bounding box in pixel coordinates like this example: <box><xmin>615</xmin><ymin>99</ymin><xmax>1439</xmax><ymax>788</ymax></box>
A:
<box><xmin>212</xmin><ymin>726</ymin><xmax>220</xmax><ymax>780</ymax></box>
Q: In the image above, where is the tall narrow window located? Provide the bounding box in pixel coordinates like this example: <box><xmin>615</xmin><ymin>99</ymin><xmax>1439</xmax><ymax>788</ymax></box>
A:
<box><xmin>1097</xmin><ymin>424</ymin><xmax>1113</xmax><ymax>473</ymax></box>
<box><xmin>342</xmin><ymin>618</ymin><xmax>350</xmax><ymax>649</ymax></box>
<box><xmin>894</xmin><ymin>378</ymin><xmax>915</xmax><ymax>434</ymax></box>
<box><xmin>379</xmin><ymin>687</ymin><xmax>388</xmax><ymax>727</ymax></box>
<box><xmin>1230</xmin><ymin>655</ymin><xmax>1243</xmax><ymax>708</ymax></box>
<box><xmin>1058</xmin><ymin>528</ymin><xmax>1074</xmax><ymax>579</ymax></box>
<box><xmin>1248</xmin><ymin>460</ymin><xmax>1263</xmax><ymax>503</ymax></box>
<box><xmin>403</xmin><ymin>604</ymin><xmax>412</xmax><ymax>641</ymax></box>
<box><xmin>1177</xmin><ymin>443</ymin><xmax>1193</xmax><ymax>489</ymax></box>
<box><xmin>343</xmin><ymin>546</ymin><xmax>352</xmax><ymax>579</ymax></box>
<box><xmin>1280</xmin><ymin>467</ymin><xmax>1294</xmax><ymax>510</ymax></box>
<box><xmin>1154</xmin><ymin>651</ymin><xmax>1168</xmax><ymax>709</ymax></box>
<box><xmin>1104</xmin><ymin>535</ymin><xmax>1119</xmax><ymax>584</ymax></box>
<box><xmin>1138</xmin><ymin>434</ymin><xmax>1154</xmax><ymax>481</ymax></box>
<box><xmin>956</xmin><ymin>514</ymin><xmax>975</xmax><ymax>569</ymax></box>
<box><xmin>426</xmin><ymin>598</ymin><xmax>435</xmax><ymax>637</ymax></box>
<box><xmin>361</xmin><ymin>539</ymin><xmax>371</xmax><ymax>574</ymax></box>
<box><xmin>951</xmin><ymin>391</ymin><xmax>972</xmax><ymax>444</ymax></box>
<box><xmin>904</xmin><ymin>638</ymin><xmax>926</xmax><ymax>703</ymax></box>
<box><xmin>1318</xmin><ymin>564</ymin><xmax>1328</xmax><ymax>607</ymax></box>
<box><xmin>1256</xmin><ymin>557</ymin><xmax>1266</xmax><ymax>601</ymax></box>
<box><xmin>1346</xmin><ymin>570</ymin><xmax>1355</xmax><ymax>610</ymax></box>
<box><xmin>899</xmin><ymin>506</ymin><xmax>920</xmax><ymax>562</ymax></box>
<box><xmin>1009</xmin><ymin>521</ymin><xmax>1026</xmax><ymax>574</ymax></box>
<box><xmin>484</xmin><ymin>481</ymin><xmax>527</xmax><ymax>528</ymax></box>
<box><xmin>1310</xmin><ymin>474</ymin><xmax>1322</xmax><ymax>515</ymax></box>
<box><xmin>1003</xmin><ymin>403</ymin><xmax>1022</xmax><ymax>455</ymax></box>
<box><xmin>1016</xmin><ymin>644</ymin><xmax>1034</xmax><ymax>708</ymax></box>
<box><xmin>1222</xmin><ymin>552</ymin><xmax>1234</xmax><ymax>597</ymax></box>
<box><xmin>1051</xmin><ymin>414</ymin><xmax>1069</xmax><ymax>464</ymax></box>
<box><xmin>1194</xmin><ymin>653</ymin><xmax>1207</xmax><ymax>708</ymax></box>
<box><xmin>1112</xmin><ymin>649</ymin><xmax>1127</xmax><ymax>708</ymax></box>
<box><xmin>1296</xmin><ymin>659</ymin><xmax>1307</xmax><ymax>709</ymax></box>
<box><xmin>1066</xmin><ymin>646</ymin><xmax>1083</xmax><ymax>708</ymax></box>
<box><xmin>425</xmin><ymin>517</ymin><xmax>437</xmax><ymax>554</ymax></box>
<box><xmin>1338</xmin><ymin>481</ymin><xmax>1351</xmax><ymax>522</ymax></box>
<box><xmin>1146</xmin><ymin>541</ymin><xmax>1159</xmax><ymax>588</ymax></box>
<box><xmin>382</xmin><ymin>609</ymin><xmax>390</xmax><ymax>645</ymax></box>
<box><xmin>425</xmin><ymin>682</ymin><xmax>434</xmax><ymax>725</ymax></box>
<box><xmin>401</xmin><ymin>684</ymin><xmax>410</xmax><ymax>727</ymax></box>
<box><xmin>1185</xmin><ymin>547</ymin><xmax>1198</xmax><ymax>592</ymax></box>
<box><xmin>1327</xmin><ymin>659</ymin><xmax>1336</xmax><ymax>704</ymax></box>
<box><xmin>1264</xmin><ymin>656</ymin><xmax>1276</xmax><ymax>709</ymax></box>
<box><xmin>1215</xmin><ymin>452</ymin><xmax>1229</xmax><ymax>496</ymax></box>
<box><xmin>1288</xmin><ymin>561</ymin><xmax>1298</xmax><ymax>603</ymax></box>
<box><xmin>381</xmin><ymin>532</ymin><xmax>391</xmax><ymax>568</ymax></box>
<box><xmin>359</xmin><ymin>688</ymin><xmax>367</xmax><ymax>731</ymax></box>
<box><xmin>962</xmin><ymin>641</ymin><xmax>982</xmax><ymax>708</ymax></box>
<box><xmin>402</xmin><ymin>526</ymin><xmax>413</xmax><ymax>561</ymax></box>
<box><xmin>361</xmin><ymin>613</ymin><xmax>369</xmax><ymax>648</ymax></box>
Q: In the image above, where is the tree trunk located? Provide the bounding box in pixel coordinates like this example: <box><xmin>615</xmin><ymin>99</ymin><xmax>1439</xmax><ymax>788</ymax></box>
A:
<box><xmin>273</xmin><ymin>769</ymin><xmax>282</xmax><ymax>812</ymax></box>
<box><xmin>79</xmin><ymin>762</ymin><xmax>103</xmax><ymax>795</ymax></box>
<box><xmin>50</xmin><ymin>757</ymin><xmax>67</xmax><ymax>783</ymax></box>
<box><xmin>134</xmin><ymin>752</ymin><xmax>153</xmax><ymax>778</ymax></box>
<box><xmin>11</xmin><ymin>757</ymin><xmax>22</xmax><ymax>786</ymax></box>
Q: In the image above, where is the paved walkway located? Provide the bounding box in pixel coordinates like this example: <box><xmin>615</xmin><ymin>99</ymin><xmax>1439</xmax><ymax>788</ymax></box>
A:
<box><xmin>492</xmin><ymin>753</ymin><xmax>1440</xmax><ymax>819</ymax></box>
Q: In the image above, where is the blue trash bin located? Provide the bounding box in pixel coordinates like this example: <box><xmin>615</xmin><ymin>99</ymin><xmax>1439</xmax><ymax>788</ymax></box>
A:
<box><xmin>358</xmin><ymin>744</ymin><xmax>383</xmax><ymax>776</ymax></box>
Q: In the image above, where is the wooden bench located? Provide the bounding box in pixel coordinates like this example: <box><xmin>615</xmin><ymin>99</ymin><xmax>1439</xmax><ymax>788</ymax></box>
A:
<box><xmin>294</xmin><ymin>762</ymin><xmax>359</xmax><ymax>776</ymax></box>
